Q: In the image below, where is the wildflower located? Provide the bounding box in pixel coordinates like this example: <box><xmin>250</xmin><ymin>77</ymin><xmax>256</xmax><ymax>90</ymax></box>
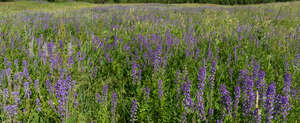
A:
<box><xmin>36</xmin><ymin>98</ymin><xmax>41</xmax><ymax>111</ymax></box>
<box><xmin>257</xmin><ymin>70</ymin><xmax>266</xmax><ymax>106</ymax></box>
<box><xmin>131</xmin><ymin>60</ymin><xmax>138</xmax><ymax>84</ymax></box>
<box><xmin>111</xmin><ymin>92</ymin><xmax>117</xmax><ymax>123</ymax></box>
<box><xmin>220</xmin><ymin>84</ymin><xmax>232</xmax><ymax>117</ymax></box>
<box><xmin>35</xmin><ymin>79</ymin><xmax>39</xmax><ymax>92</ymax></box>
<box><xmin>96</xmin><ymin>93</ymin><xmax>101</xmax><ymax>103</ymax></box>
<box><xmin>145</xmin><ymin>86</ymin><xmax>150</xmax><ymax>100</ymax></box>
<box><xmin>101</xmin><ymin>84</ymin><xmax>108</xmax><ymax>104</ymax></box>
<box><xmin>158</xmin><ymin>80</ymin><xmax>163</xmax><ymax>99</ymax></box>
<box><xmin>279</xmin><ymin>72</ymin><xmax>291</xmax><ymax>122</ymax></box>
<box><xmin>3</xmin><ymin>88</ymin><xmax>9</xmax><ymax>102</ymax></box>
<box><xmin>24</xmin><ymin>82</ymin><xmax>31</xmax><ymax>99</ymax></box>
<box><xmin>196</xmin><ymin>90</ymin><xmax>205</xmax><ymax>120</ymax></box>
<box><xmin>209</xmin><ymin>61</ymin><xmax>216</xmax><ymax>88</ymax></box>
<box><xmin>233</xmin><ymin>86</ymin><xmax>240</xmax><ymax>119</ymax></box>
<box><xmin>46</xmin><ymin>79</ymin><xmax>53</xmax><ymax>96</ymax></box>
<box><xmin>265</xmin><ymin>82</ymin><xmax>276</xmax><ymax>123</ymax></box>
<box><xmin>283</xmin><ymin>72</ymin><xmax>291</xmax><ymax>95</ymax></box>
<box><xmin>4</xmin><ymin>105</ymin><xmax>18</xmax><ymax>117</ymax></box>
<box><xmin>182</xmin><ymin>80</ymin><xmax>194</xmax><ymax>112</ymax></box>
<box><xmin>243</xmin><ymin>76</ymin><xmax>255</xmax><ymax>117</ymax></box>
<box><xmin>12</xmin><ymin>91</ymin><xmax>21</xmax><ymax>105</ymax></box>
<box><xmin>153</xmin><ymin>45</ymin><xmax>162</xmax><ymax>71</ymax></box>
<box><xmin>130</xmin><ymin>98</ymin><xmax>138</xmax><ymax>122</ymax></box>
<box><xmin>198</xmin><ymin>67</ymin><xmax>206</xmax><ymax>91</ymax></box>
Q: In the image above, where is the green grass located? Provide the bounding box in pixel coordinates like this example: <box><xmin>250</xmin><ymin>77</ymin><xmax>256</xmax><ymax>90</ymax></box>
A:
<box><xmin>0</xmin><ymin>1</ymin><xmax>299</xmax><ymax>122</ymax></box>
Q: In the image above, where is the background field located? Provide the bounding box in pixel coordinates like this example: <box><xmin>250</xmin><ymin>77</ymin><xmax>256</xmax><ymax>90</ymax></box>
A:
<box><xmin>0</xmin><ymin>1</ymin><xmax>299</xmax><ymax>122</ymax></box>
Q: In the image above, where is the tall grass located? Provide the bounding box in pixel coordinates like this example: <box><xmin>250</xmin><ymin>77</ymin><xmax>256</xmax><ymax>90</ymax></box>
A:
<box><xmin>0</xmin><ymin>1</ymin><xmax>299</xmax><ymax>122</ymax></box>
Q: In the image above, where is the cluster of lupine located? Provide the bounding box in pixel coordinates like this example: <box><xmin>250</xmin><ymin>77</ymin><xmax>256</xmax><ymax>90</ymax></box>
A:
<box><xmin>0</xmin><ymin>2</ymin><xmax>299</xmax><ymax>122</ymax></box>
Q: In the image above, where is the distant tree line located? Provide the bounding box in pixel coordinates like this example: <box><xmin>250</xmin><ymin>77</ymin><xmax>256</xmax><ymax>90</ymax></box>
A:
<box><xmin>0</xmin><ymin>0</ymin><xmax>299</xmax><ymax>5</ymax></box>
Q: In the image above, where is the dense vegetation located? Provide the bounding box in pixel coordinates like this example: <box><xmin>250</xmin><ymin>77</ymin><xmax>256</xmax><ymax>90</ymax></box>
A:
<box><xmin>0</xmin><ymin>0</ymin><xmax>299</xmax><ymax>4</ymax></box>
<box><xmin>90</xmin><ymin>0</ymin><xmax>299</xmax><ymax>4</ymax></box>
<box><xmin>0</xmin><ymin>1</ymin><xmax>299</xmax><ymax>123</ymax></box>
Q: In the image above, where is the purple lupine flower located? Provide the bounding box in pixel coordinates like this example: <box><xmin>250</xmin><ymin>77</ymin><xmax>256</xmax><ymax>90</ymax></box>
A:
<box><xmin>47</xmin><ymin>42</ymin><xmax>55</xmax><ymax>71</ymax></box>
<box><xmin>54</xmin><ymin>73</ymin><xmax>71</xmax><ymax>117</ymax></box>
<box><xmin>4</xmin><ymin>58</ymin><xmax>8</xmax><ymax>66</ymax></box>
<box><xmin>196</xmin><ymin>90</ymin><xmax>205</xmax><ymax>120</ymax></box>
<box><xmin>158</xmin><ymin>80</ymin><xmax>163</xmax><ymax>99</ymax></box>
<box><xmin>237</xmin><ymin>69</ymin><xmax>246</xmax><ymax>85</ymax></box>
<box><xmin>185</xmin><ymin>49</ymin><xmax>191</xmax><ymax>58</ymax></box>
<box><xmin>265</xmin><ymin>82</ymin><xmax>276</xmax><ymax>123</ymax></box>
<box><xmin>22</xmin><ymin>59</ymin><xmax>27</xmax><ymax>67</ymax></box>
<box><xmin>6</xmin><ymin>68</ymin><xmax>11</xmax><ymax>77</ymax></box>
<box><xmin>131</xmin><ymin>60</ymin><xmax>138</xmax><ymax>84</ymax></box>
<box><xmin>243</xmin><ymin>77</ymin><xmax>255</xmax><ymax>117</ymax></box>
<box><xmin>182</xmin><ymin>80</ymin><xmax>194</xmax><ymax>112</ymax></box>
<box><xmin>6</xmin><ymin>68</ymin><xmax>11</xmax><ymax>83</ymax></box>
<box><xmin>4</xmin><ymin>105</ymin><xmax>18</xmax><ymax>117</ymax></box>
<box><xmin>207</xmin><ymin>61</ymin><xmax>216</xmax><ymax>119</ymax></box>
<box><xmin>253</xmin><ymin>108</ymin><xmax>261</xmax><ymax>123</ymax></box>
<box><xmin>280</xmin><ymin>72</ymin><xmax>291</xmax><ymax>122</ymax></box>
<box><xmin>36</xmin><ymin>98</ymin><xmax>41</xmax><ymax>111</ymax></box>
<box><xmin>257</xmin><ymin>70</ymin><xmax>266</xmax><ymax>106</ymax></box>
<box><xmin>57</xmin><ymin>102</ymin><xmax>65</xmax><ymax>118</ymax></box>
<box><xmin>279</xmin><ymin>95</ymin><xmax>290</xmax><ymax>122</ymax></box>
<box><xmin>14</xmin><ymin>59</ymin><xmax>18</xmax><ymax>67</ymax></box>
<box><xmin>3</xmin><ymin>88</ymin><xmax>9</xmax><ymax>102</ymax></box>
<box><xmin>0</xmin><ymin>70</ymin><xmax>5</xmax><ymax>85</ymax></box>
<box><xmin>7</xmin><ymin>62</ymin><xmax>12</xmax><ymax>68</ymax></box>
<box><xmin>145</xmin><ymin>86</ymin><xmax>150</xmax><ymax>100</ymax></box>
<box><xmin>13</xmin><ymin>71</ymin><xmax>19</xmax><ymax>83</ymax></box>
<box><xmin>252</xmin><ymin>63</ymin><xmax>260</xmax><ymax>80</ymax></box>
<box><xmin>194</xmin><ymin>48</ymin><xmax>200</xmax><ymax>60</ymax></box>
<box><xmin>198</xmin><ymin>67</ymin><xmax>206</xmax><ymax>90</ymax></box>
<box><xmin>283</xmin><ymin>72</ymin><xmax>291</xmax><ymax>95</ymax></box>
<box><xmin>220</xmin><ymin>84</ymin><xmax>232</xmax><ymax>118</ymax></box>
<box><xmin>153</xmin><ymin>45</ymin><xmax>162</xmax><ymax>71</ymax></box>
<box><xmin>104</xmin><ymin>52</ymin><xmax>112</xmax><ymax>63</ymax></box>
<box><xmin>47</xmin><ymin>42</ymin><xmax>54</xmax><ymax>58</ymax></box>
<box><xmin>46</xmin><ymin>79</ymin><xmax>53</xmax><ymax>96</ymax></box>
<box><xmin>23</xmin><ymin>67</ymin><xmax>30</xmax><ymax>80</ymax></box>
<box><xmin>208</xmin><ymin>108</ymin><xmax>214</xmax><ymax>118</ymax></box>
<box><xmin>18</xmin><ymin>72</ymin><xmax>23</xmax><ymax>82</ymax></box>
<box><xmin>111</xmin><ymin>92</ymin><xmax>117</xmax><ymax>123</ymax></box>
<box><xmin>216</xmin><ymin>120</ymin><xmax>223</xmax><ymax>123</ymax></box>
<box><xmin>96</xmin><ymin>93</ymin><xmax>101</xmax><ymax>103</ymax></box>
<box><xmin>101</xmin><ymin>84</ymin><xmax>108</xmax><ymax>104</ymax></box>
<box><xmin>80</xmin><ymin>52</ymin><xmax>86</xmax><ymax>61</ymax></box>
<box><xmin>55</xmin><ymin>78</ymin><xmax>62</xmax><ymax>99</ymax></box>
<box><xmin>12</xmin><ymin>91</ymin><xmax>21</xmax><ymax>105</ymax></box>
<box><xmin>24</xmin><ymin>82</ymin><xmax>31</xmax><ymax>99</ymax></box>
<box><xmin>233</xmin><ymin>86</ymin><xmax>240</xmax><ymax>119</ymax></box>
<box><xmin>59</xmin><ymin>39</ymin><xmax>63</xmax><ymax>52</ymax></box>
<box><xmin>209</xmin><ymin>61</ymin><xmax>216</xmax><ymax>88</ymax></box>
<box><xmin>233</xmin><ymin>46</ymin><xmax>238</xmax><ymax>62</ymax></box>
<box><xmin>207</xmin><ymin>47</ymin><xmax>212</xmax><ymax>60</ymax></box>
<box><xmin>130</xmin><ymin>98</ymin><xmax>138</xmax><ymax>122</ymax></box>
<box><xmin>35</xmin><ymin>79</ymin><xmax>39</xmax><ymax>92</ymax></box>
<box><xmin>68</xmin><ymin>52</ymin><xmax>74</xmax><ymax>66</ymax></box>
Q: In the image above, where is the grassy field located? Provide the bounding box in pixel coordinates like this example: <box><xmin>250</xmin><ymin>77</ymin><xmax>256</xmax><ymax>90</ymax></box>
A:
<box><xmin>0</xmin><ymin>1</ymin><xmax>299</xmax><ymax>122</ymax></box>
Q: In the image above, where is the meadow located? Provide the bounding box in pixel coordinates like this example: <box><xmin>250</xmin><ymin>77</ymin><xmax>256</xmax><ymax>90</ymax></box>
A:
<box><xmin>0</xmin><ymin>1</ymin><xmax>299</xmax><ymax>122</ymax></box>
